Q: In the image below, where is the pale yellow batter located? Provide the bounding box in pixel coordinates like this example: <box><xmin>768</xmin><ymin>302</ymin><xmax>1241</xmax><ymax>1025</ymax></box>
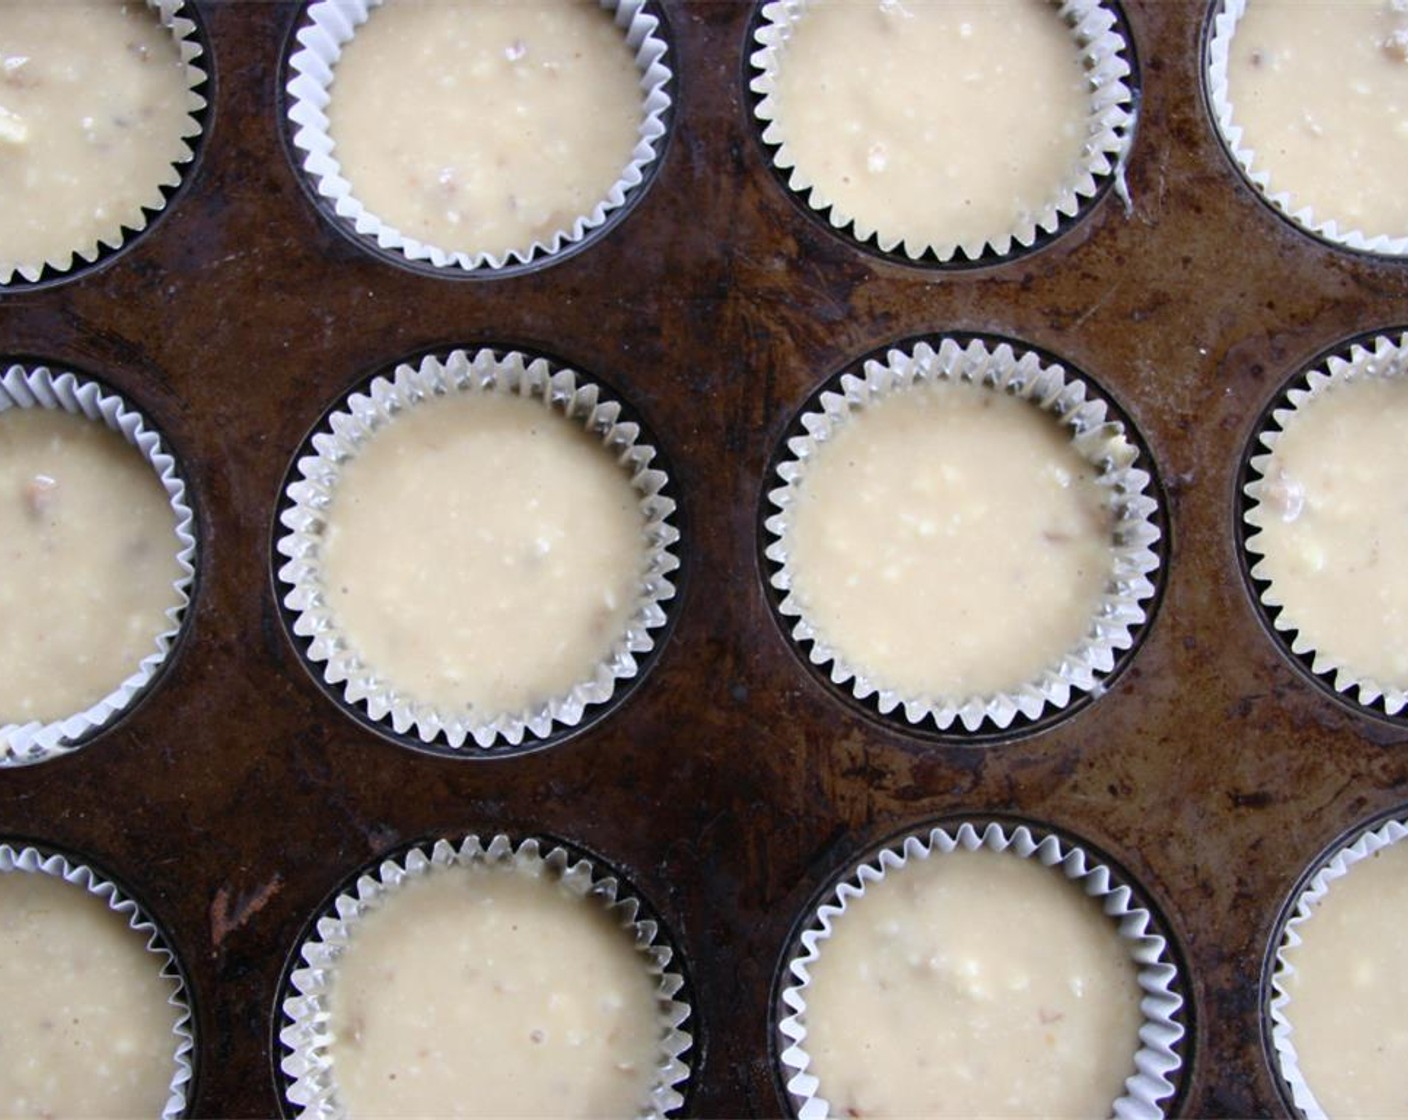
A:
<box><xmin>785</xmin><ymin>380</ymin><xmax>1113</xmax><ymax>701</ymax></box>
<box><xmin>0</xmin><ymin>869</ymin><xmax>182</xmax><ymax>1119</ymax></box>
<box><xmin>764</xmin><ymin>0</ymin><xmax>1089</xmax><ymax>253</ymax></box>
<box><xmin>1281</xmin><ymin>839</ymin><xmax>1408</xmax><ymax>1117</ymax></box>
<box><xmin>1226</xmin><ymin>0</ymin><xmax>1408</xmax><ymax>241</ymax></box>
<box><xmin>327</xmin><ymin>0</ymin><xmax>642</xmax><ymax>260</ymax></box>
<box><xmin>0</xmin><ymin>0</ymin><xmax>194</xmax><ymax>277</ymax></box>
<box><xmin>320</xmin><ymin>391</ymin><xmax>646</xmax><ymax>720</ymax></box>
<box><xmin>1251</xmin><ymin>376</ymin><xmax>1408</xmax><ymax>690</ymax></box>
<box><xmin>0</xmin><ymin>408</ymin><xmax>183</xmax><ymax>731</ymax></box>
<box><xmin>326</xmin><ymin>863</ymin><xmax>661</xmax><ymax>1118</ymax></box>
<box><xmin>803</xmin><ymin>848</ymin><xmax>1143</xmax><ymax>1119</ymax></box>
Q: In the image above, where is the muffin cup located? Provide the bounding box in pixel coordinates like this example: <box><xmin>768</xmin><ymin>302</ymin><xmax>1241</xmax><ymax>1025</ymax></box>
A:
<box><xmin>1206</xmin><ymin>0</ymin><xmax>1408</xmax><ymax>257</ymax></box>
<box><xmin>285</xmin><ymin>0</ymin><xmax>673</xmax><ymax>275</ymax></box>
<box><xmin>775</xmin><ymin>819</ymin><xmax>1186</xmax><ymax>1120</ymax></box>
<box><xmin>275</xmin><ymin>347</ymin><xmax>680</xmax><ymax>752</ymax></box>
<box><xmin>1241</xmin><ymin>331</ymin><xmax>1408</xmax><ymax>718</ymax></box>
<box><xmin>278</xmin><ymin>832</ymin><xmax>694</xmax><ymax>1119</ymax></box>
<box><xmin>0</xmin><ymin>841</ymin><xmax>196</xmax><ymax>1119</ymax></box>
<box><xmin>748</xmin><ymin>0</ymin><xmax>1137</xmax><ymax>265</ymax></box>
<box><xmin>0</xmin><ymin>363</ymin><xmax>198</xmax><ymax>767</ymax></box>
<box><xmin>763</xmin><ymin>335</ymin><xmax>1162</xmax><ymax>735</ymax></box>
<box><xmin>1266</xmin><ymin>816</ymin><xmax>1408</xmax><ymax>1119</ymax></box>
<box><xmin>0</xmin><ymin>0</ymin><xmax>208</xmax><ymax>287</ymax></box>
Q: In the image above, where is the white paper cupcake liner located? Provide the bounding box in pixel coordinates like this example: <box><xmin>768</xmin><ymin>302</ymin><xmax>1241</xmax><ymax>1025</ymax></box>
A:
<box><xmin>279</xmin><ymin>832</ymin><xmax>693</xmax><ymax>1119</ymax></box>
<box><xmin>276</xmin><ymin>347</ymin><xmax>679</xmax><ymax>751</ymax></box>
<box><xmin>1207</xmin><ymin>0</ymin><xmax>1408</xmax><ymax>257</ymax></box>
<box><xmin>0</xmin><ymin>364</ymin><xmax>198</xmax><ymax>767</ymax></box>
<box><xmin>749</xmin><ymin>0</ymin><xmax>1136</xmax><ymax>263</ymax></box>
<box><xmin>0</xmin><ymin>842</ymin><xmax>196</xmax><ymax>1119</ymax></box>
<box><xmin>1267</xmin><ymin>816</ymin><xmax>1408</xmax><ymax>1119</ymax></box>
<box><xmin>0</xmin><ymin>0</ymin><xmax>208</xmax><ymax>286</ymax></box>
<box><xmin>1242</xmin><ymin>332</ymin><xmax>1408</xmax><ymax>717</ymax></box>
<box><xmin>764</xmin><ymin>335</ymin><xmax>1162</xmax><ymax>734</ymax></box>
<box><xmin>286</xmin><ymin>0</ymin><xmax>672</xmax><ymax>273</ymax></box>
<box><xmin>776</xmin><ymin>820</ymin><xmax>1185</xmax><ymax>1120</ymax></box>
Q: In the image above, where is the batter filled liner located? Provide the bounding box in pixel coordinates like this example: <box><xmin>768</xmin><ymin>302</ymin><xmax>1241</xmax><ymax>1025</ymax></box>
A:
<box><xmin>764</xmin><ymin>336</ymin><xmax>1161</xmax><ymax>735</ymax></box>
<box><xmin>775</xmin><ymin>821</ymin><xmax>1184</xmax><ymax>1120</ymax></box>
<box><xmin>749</xmin><ymin>0</ymin><xmax>1136</xmax><ymax>263</ymax></box>
<box><xmin>0</xmin><ymin>0</ymin><xmax>207</xmax><ymax>284</ymax></box>
<box><xmin>1243</xmin><ymin>333</ymin><xmax>1408</xmax><ymax>716</ymax></box>
<box><xmin>279</xmin><ymin>833</ymin><xmax>692</xmax><ymax>1119</ymax></box>
<box><xmin>286</xmin><ymin>0</ymin><xmax>673</xmax><ymax>272</ymax></box>
<box><xmin>0</xmin><ymin>364</ymin><xmax>197</xmax><ymax>767</ymax></box>
<box><xmin>1268</xmin><ymin>816</ymin><xmax>1408</xmax><ymax>1120</ymax></box>
<box><xmin>1208</xmin><ymin>0</ymin><xmax>1408</xmax><ymax>255</ymax></box>
<box><xmin>0</xmin><ymin>843</ymin><xmax>193</xmax><ymax>1120</ymax></box>
<box><xmin>277</xmin><ymin>348</ymin><xmax>679</xmax><ymax>751</ymax></box>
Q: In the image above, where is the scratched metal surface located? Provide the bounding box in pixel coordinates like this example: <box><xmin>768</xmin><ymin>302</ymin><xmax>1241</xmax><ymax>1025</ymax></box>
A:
<box><xmin>1</xmin><ymin>2</ymin><xmax>1407</xmax><ymax>1115</ymax></box>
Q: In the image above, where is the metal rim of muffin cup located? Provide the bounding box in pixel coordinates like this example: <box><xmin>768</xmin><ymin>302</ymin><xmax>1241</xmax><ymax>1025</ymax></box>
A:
<box><xmin>0</xmin><ymin>362</ymin><xmax>199</xmax><ymax>768</ymax></box>
<box><xmin>744</xmin><ymin>0</ymin><xmax>1140</xmax><ymax>271</ymax></box>
<box><xmin>274</xmin><ymin>831</ymin><xmax>695</xmax><ymax>1120</ymax></box>
<box><xmin>273</xmin><ymin>345</ymin><xmax>683</xmax><ymax>758</ymax></box>
<box><xmin>759</xmin><ymin>332</ymin><xmax>1167</xmax><ymax>743</ymax></box>
<box><xmin>0</xmin><ymin>840</ymin><xmax>198</xmax><ymax>1118</ymax></box>
<box><xmin>1204</xmin><ymin>0</ymin><xmax>1408</xmax><ymax>260</ymax></box>
<box><xmin>0</xmin><ymin>0</ymin><xmax>211</xmax><ymax>291</ymax></box>
<box><xmin>1260</xmin><ymin>807</ymin><xmax>1408</xmax><ymax>1119</ymax></box>
<box><xmin>281</xmin><ymin>0</ymin><xmax>675</xmax><ymax>280</ymax></box>
<box><xmin>1237</xmin><ymin>329</ymin><xmax>1408</xmax><ymax>727</ymax></box>
<box><xmin>769</xmin><ymin>816</ymin><xmax>1189</xmax><ymax>1120</ymax></box>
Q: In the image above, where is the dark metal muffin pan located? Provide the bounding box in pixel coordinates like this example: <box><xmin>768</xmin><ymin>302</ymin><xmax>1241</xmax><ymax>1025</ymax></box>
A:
<box><xmin>3</xmin><ymin>2</ymin><xmax>1408</xmax><ymax>1114</ymax></box>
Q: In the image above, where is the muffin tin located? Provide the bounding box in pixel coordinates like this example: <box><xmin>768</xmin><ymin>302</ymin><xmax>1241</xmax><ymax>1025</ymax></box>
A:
<box><xmin>4</xmin><ymin>2</ymin><xmax>1408</xmax><ymax>1114</ymax></box>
